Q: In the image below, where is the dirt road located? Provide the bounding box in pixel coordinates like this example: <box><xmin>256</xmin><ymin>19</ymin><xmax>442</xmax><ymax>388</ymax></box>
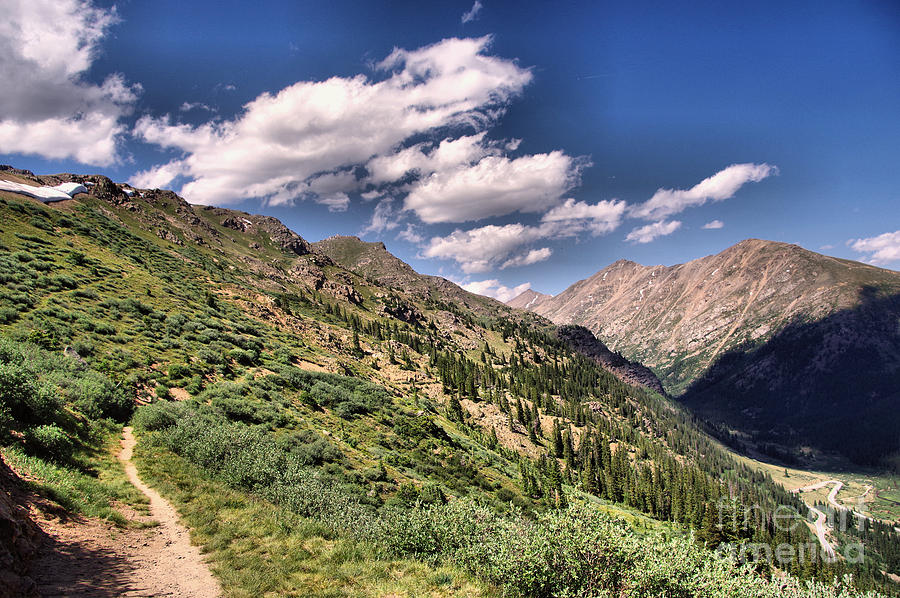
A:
<box><xmin>32</xmin><ymin>427</ymin><xmax>221</xmax><ymax>597</ymax></box>
<box><xmin>792</xmin><ymin>480</ymin><xmax>841</xmax><ymax>560</ymax></box>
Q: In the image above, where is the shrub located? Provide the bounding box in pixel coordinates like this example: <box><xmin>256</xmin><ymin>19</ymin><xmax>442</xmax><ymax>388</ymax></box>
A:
<box><xmin>71</xmin><ymin>371</ymin><xmax>133</xmax><ymax>422</ymax></box>
<box><xmin>167</xmin><ymin>364</ymin><xmax>192</xmax><ymax>380</ymax></box>
<box><xmin>0</xmin><ymin>362</ymin><xmax>62</xmax><ymax>428</ymax></box>
<box><xmin>132</xmin><ymin>400</ymin><xmax>190</xmax><ymax>431</ymax></box>
<box><xmin>24</xmin><ymin>424</ymin><xmax>74</xmax><ymax>461</ymax></box>
<box><xmin>0</xmin><ymin>307</ymin><xmax>19</xmax><ymax>324</ymax></box>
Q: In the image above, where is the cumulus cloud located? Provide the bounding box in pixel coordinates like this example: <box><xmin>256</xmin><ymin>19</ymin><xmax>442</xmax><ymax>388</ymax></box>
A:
<box><xmin>702</xmin><ymin>219</ymin><xmax>724</xmax><ymax>229</ymax></box>
<box><xmin>134</xmin><ymin>36</ymin><xmax>546</xmax><ymax>207</ymax></box>
<box><xmin>422</xmin><ymin>218</ymin><xmax>598</xmax><ymax>272</ymax></box>
<box><xmin>625</xmin><ymin>220</ymin><xmax>682</xmax><ymax>244</ymax></box>
<box><xmin>501</xmin><ymin>248</ymin><xmax>552</xmax><ymax>269</ymax></box>
<box><xmin>461</xmin><ymin>279</ymin><xmax>532</xmax><ymax>303</ymax></box>
<box><xmin>0</xmin><ymin>0</ymin><xmax>140</xmax><ymax>165</ymax></box>
<box><xmin>629</xmin><ymin>163</ymin><xmax>777</xmax><ymax>221</ymax></box>
<box><xmin>397</xmin><ymin>224</ymin><xmax>424</xmax><ymax>244</ymax></box>
<box><xmin>130</xmin><ymin>161</ymin><xmax>189</xmax><ymax>190</ymax></box>
<box><xmin>461</xmin><ymin>0</ymin><xmax>483</xmax><ymax>23</ymax></box>
<box><xmin>848</xmin><ymin>230</ymin><xmax>900</xmax><ymax>266</ymax></box>
<box><xmin>365</xmin><ymin>133</ymin><xmax>491</xmax><ymax>185</ymax></box>
<box><xmin>422</xmin><ymin>223</ymin><xmax>548</xmax><ymax>273</ymax></box>
<box><xmin>404</xmin><ymin>151</ymin><xmax>585</xmax><ymax>223</ymax></box>
<box><xmin>542</xmin><ymin>198</ymin><xmax>626</xmax><ymax>235</ymax></box>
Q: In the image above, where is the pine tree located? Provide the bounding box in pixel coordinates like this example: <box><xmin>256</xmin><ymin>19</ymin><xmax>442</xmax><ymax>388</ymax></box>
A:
<box><xmin>552</xmin><ymin>420</ymin><xmax>564</xmax><ymax>458</ymax></box>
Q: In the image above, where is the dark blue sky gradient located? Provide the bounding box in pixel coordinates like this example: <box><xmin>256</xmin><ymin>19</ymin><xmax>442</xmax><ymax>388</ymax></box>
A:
<box><xmin>5</xmin><ymin>0</ymin><xmax>899</xmax><ymax>293</ymax></box>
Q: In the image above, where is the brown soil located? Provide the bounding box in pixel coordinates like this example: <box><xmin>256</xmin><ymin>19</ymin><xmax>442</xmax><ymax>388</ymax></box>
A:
<box><xmin>29</xmin><ymin>428</ymin><xmax>222</xmax><ymax>597</ymax></box>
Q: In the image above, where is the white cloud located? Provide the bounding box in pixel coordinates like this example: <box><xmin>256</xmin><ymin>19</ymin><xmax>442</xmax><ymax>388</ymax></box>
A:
<box><xmin>422</xmin><ymin>198</ymin><xmax>627</xmax><ymax>272</ymax></box>
<box><xmin>0</xmin><ymin>0</ymin><xmax>140</xmax><ymax>165</ymax></box>
<box><xmin>397</xmin><ymin>224</ymin><xmax>424</xmax><ymax>244</ymax></box>
<box><xmin>179</xmin><ymin>102</ymin><xmax>215</xmax><ymax>113</ymax></box>
<box><xmin>422</xmin><ymin>223</ymin><xmax>547</xmax><ymax>273</ymax></box>
<box><xmin>130</xmin><ymin>161</ymin><xmax>189</xmax><ymax>190</ymax></box>
<box><xmin>404</xmin><ymin>151</ymin><xmax>584</xmax><ymax>223</ymax></box>
<box><xmin>136</xmin><ymin>36</ymin><xmax>537</xmax><ymax>206</ymax></box>
<box><xmin>461</xmin><ymin>279</ymin><xmax>532</xmax><ymax>303</ymax></box>
<box><xmin>365</xmin><ymin>133</ymin><xmax>492</xmax><ymax>185</ymax></box>
<box><xmin>625</xmin><ymin>220</ymin><xmax>682</xmax><ymax>244</ymax></box>
<box><xmin>361</xmin><ymin>198</ymin><xmax>400</xmax><ymax>236</ymax></box>
<box><xmin>702</xmin><ymin>219</ymin><xmax>724</xmax><ymax>229</ymax></box>
<box><xmin>849</xmin><ymin>230</ymin><xmax>900</xmax><ymax>265</ymax></box>
<box><xmin>629</xmin><ymin>163</ymin><xmax>777</xmax><ymax>221</ymax></box>
<box><xmin>461</xmin><ymin>0</ymin><xmax>483</xmax><ymax>23</ymax></box>
<box><xmin>501</xmin><ymin>247</ymin><xmax>552</xmax><ymax>269</ymax></box>
<box><xmin>314</xmin><ymin>193</ymin><xmax>350</xmax><ymax>212</ymax></box>
<box><xmin>542</xmin><ymin>198</ymin><xmax>626</xmax><ymax>234</ymax></box>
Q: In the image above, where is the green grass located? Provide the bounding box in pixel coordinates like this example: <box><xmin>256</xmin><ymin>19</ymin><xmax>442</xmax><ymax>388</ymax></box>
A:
<box><xmin>2</xmin><ymin>427</ymin><xmax>148</xmax><ymax>524</ymax></box>
<box><xmin>872</xmin><ymin>484</ymin><xmax>900</xmax><ymax>522</ymax></box>
<box><xmin>132</xmin><ymin>433</ymin><xmax>494</xmax><ymax>598</ymax></box>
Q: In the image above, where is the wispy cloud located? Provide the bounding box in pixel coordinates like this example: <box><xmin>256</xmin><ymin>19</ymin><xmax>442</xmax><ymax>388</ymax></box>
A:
<box><xmin>541</xmin><ymin>198</ymin><xmax>626</xmax><ymax>235</ymax></box>
<box><xmin>629</xmin><ymin>163</ymin><xmax>777</xmax><ymax>221</ymax></box>
<box><xmin>361</xmin><ymin>198</ymin><xmax>400</xmax><ymax>236</ymax></box>
<box><xmin>461</xmin><ymin>279</ymin><xmax>531</xmax><ymax>302</ymax></box>
<box><xmin>179</xmin><ymin>102</ymin><xmax>215</xmax><ymax>113</ymax></box>
<box><xmin>702</xmin><ymin>219</ymin><xmax>724</xmax><ymax>229</ymax></box>
<box><xmin>848</xmin><ymin>230</ymin><xmax>900</xmax><ymax>266</ymax></box>
<box><xmin>397</xmin><ymin>224</ymin><xmax>424</xmax><ymax>244</ymax></box>
<box><xmin>502</xmin><ymin>247</ymin><xmax>552</xmax><ymax>269</ymax></box>
<box><xmin>461</xmin><ymin>0</ymin><xmax>483</xmax><ymax>23</ymax></box>
<box><xmin>625</xmin><ymin>220</ymin><xmax>682</xmax><ymax>244</ymax></box>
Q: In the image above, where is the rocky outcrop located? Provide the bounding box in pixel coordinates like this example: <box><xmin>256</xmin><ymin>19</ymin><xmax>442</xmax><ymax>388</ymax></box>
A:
<box><xmin>557</xmin><ymin>325</ymin><xmax>666</xmax><ymax>395</ymax></box>
<box><xmin>379</xmin><ymin>296</ymin><xmax>424</xmax><ymax>324</ymax></box>
<box><xmin>322</xmin><ymin>281</ymin><xmax>362</xmax><ymax>305</ymax></box>
<box><xmin>88</xmin><ymin>175</ymin><xmax>126</xmax><ymax>203</ymax></box>
<box><xmin>0</xmin><ymin>457</ymin><xmax>39</xmax><ymax>598</ymax></box>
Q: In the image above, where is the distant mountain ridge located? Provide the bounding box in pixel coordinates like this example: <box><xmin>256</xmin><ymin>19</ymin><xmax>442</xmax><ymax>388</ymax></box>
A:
<box><xmin>510</xmin><ymin>239</ymin><xmax>900</xmax><ymax>464</ymax></box>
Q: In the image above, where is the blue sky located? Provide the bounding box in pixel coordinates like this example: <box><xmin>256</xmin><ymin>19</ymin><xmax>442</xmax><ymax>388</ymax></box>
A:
<box><xmin>1</xmin><ymin>0</ymin><xmax>898</xmax><ymax>298</ymax></box>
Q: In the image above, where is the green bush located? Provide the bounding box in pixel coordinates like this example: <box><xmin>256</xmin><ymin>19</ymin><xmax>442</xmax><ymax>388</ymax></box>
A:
<box><xmin>71</xmin><ymin>371</ymin><xmax>133</xmax><ymax>422</ymax></box>
<box><xmin>131</xmin><ymin>400</ymin><xmax>190</xmax><ymax>431</ymax></box>
<box><xmin>167</xmin><ymin>363</ymin><xmax>192</xmax><ymax>380</ymax></box>
<box><xmin>0</xmin><ymin>362</ymin><xmax>62</xmax><ymax>428</ymax></box>
<box><xmin>24</xmin><ymin>424</ymin><xmax>74</xmax><ymax>461</ymax></box>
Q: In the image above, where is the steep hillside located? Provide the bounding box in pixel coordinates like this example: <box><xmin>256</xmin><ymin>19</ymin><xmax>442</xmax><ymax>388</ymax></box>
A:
<box><xmin>1</xmin><ymin>173</ymin><xmax>898</xmax><ymax>595</ymax></box>
<box><xmin>521</xmin><ymin>239</ymin><xmax>900</xmax><ymax>464</ymax></box>
<box><xmin>556</xmin><ymin>325</ymin><xmax>666</xmax><ymax>395</ymax></box>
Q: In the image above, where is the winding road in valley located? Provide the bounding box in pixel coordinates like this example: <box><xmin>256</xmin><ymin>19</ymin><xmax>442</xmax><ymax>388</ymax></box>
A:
<box><xmin>792</xmin><ymin>480</ymin><xmax>844</xmax><ymax>560</ymax></box>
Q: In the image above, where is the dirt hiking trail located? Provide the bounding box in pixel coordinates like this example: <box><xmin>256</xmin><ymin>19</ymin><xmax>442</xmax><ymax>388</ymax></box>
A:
<box><xmin>31</xmin><ymin>427</ymin><xmax>221</xmax><ymax>597</ymax></box>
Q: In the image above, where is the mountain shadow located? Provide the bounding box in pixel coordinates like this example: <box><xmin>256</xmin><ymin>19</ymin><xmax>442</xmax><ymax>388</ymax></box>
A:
<box><xmin>679</xmin><ymin>285</ymin><xmax>900</xmax><ymax>467</ymax></box>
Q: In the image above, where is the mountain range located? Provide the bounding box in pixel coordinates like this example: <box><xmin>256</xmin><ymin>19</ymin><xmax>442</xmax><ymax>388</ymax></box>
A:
<box><xmin>1</xmin><ymin>166</ymin><xmax>899</xmax><ymax>596</ymax></box>
<box><xmin>511</xmin><ymin>239</ymin><xmax>900</xmax><ymax>465</ymax></box>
